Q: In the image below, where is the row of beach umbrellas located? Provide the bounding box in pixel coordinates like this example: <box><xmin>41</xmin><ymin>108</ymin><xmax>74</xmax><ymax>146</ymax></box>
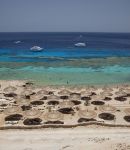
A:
<box><xmin>3</xmin><ymin>104</ymin><xmax>130</xmax><ymax>122</ymax></box>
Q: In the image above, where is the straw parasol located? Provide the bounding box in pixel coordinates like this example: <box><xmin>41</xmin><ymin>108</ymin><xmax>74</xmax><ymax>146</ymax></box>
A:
<box><xmin>80</xmin><ymin>90</ymin><xmax>92</xmax><ymax>96</ymax></box>
<box><xmin>16</xmin><ymin>96</ymin><xmax>30</xmax><ymax>105</ymax></box>
<box><xmin>123</xmin><ymin>89</ymin><xmax>130</xmax><ymax>93</ymax></box>
<box><xmin>115</xmin><ymin>91</ymin><xmax>126</xmax><ymax>97</ymax></box>
<box><xmin>4</xmin><ymin>106</ymin><xmax>22</xmax><ymax>115</ymax></box>
<box><xmin>21</xmin><ymin>90</ymin><xmax>33</xmax><ymax>96</ymax></box>
<box><xmin>37</xmin><ymin>89</ymin><xmax>49</xmax><ymax>95</ymax></box>
<box><xmin>69</xmin><ymin>93</ymin><xmax>81</xmax><ymax>100</ymax></box>
<box><xmin>0</xmin><ymin>93</ymin><xmax>3</xmax><ymax>98</ymax></box>
<box><xmin>0</xmin><ymin>98</ymin><xmax>8</xmax><ymax>103</ymax></box>
<box><xmin>24</xmin><ymin>85</ymin><xmax>35</xmax><ymax>91</ymax></box>
<box><xmin>30</xmin><ymin>93</ymin><xmax>44</xmax><ymax>101</ymax></box>
<box><xmin>3</xmin><ymin>86</ymin><xmax>17</xmax><ymax>93</ymax></box>
<box><xmin>47</xmin><ymin>95</ymin><xmax>59</xmax><ymax>100</ymax></box>
<box><xmin>99</xmin><ymin>105</ymin><xmax>116</xmax><ymax>113</ymax></box>
<box><xmin>59</xmin><ymin>100</ymin><xmax>74</xmax><ymax>108</ymax></box>
<box><xmin>78</xmin><ymin>109</ymin><xmax>96</xmax><ymax>119</ymax></box>
<box><xmin>58</xmin><ymin>89</ymin><xmax>71</xmax><ymax>96</ymax></box>
<box><xmin>44</xmin><ymin>111</ymin><xmax>63</xmax><ymax>121</ymax></box>
<box><xmin>100</xmin><ymin>91</ymin><xmax>113</xmax><ymax>97</ymax></box>
<box><xmin>69</xmin><ymin>87</ymin><xmax>83</xmax><ymax>93</ymax></box>
<box><xmin>92</xmin><ymin>94</ymin><xmax>105</xmax><ymax>100</ymax></box>
<box><xmin>24</xmin><ymin>109</ymin><xmax>41</xmax><ymax>118</ymax></box>
<box><xmin>102</xmin><ymin>87</ymin><xmax>113</xmax><ymax>92</ymax></box>
<box><xmin>0</xmin><ymin>100</ymin><xmax>8</xmax><ymax>106</ymax></box>
<box><xmin>124</xmin><ymin>108</ymin><xmax>130</xmax><ymax>115</ymax></box>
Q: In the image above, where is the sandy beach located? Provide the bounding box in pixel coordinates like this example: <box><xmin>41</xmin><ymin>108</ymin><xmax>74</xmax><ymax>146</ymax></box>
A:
<box><xmin>0</xmin><ymin>127</ymin><xmax>130</xmax><ymax>150</ymax></box>
<box><xmin>0</xmin><ymin>80</ymin><xmax>130</xmax><ymax>149</ymax></box>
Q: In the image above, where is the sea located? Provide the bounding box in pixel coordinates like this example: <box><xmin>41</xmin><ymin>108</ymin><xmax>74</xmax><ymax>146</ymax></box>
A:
<box><xmin>0</xmin><ymin>32</ymin><xmax>130</xmax><ymax>86</ymax></box>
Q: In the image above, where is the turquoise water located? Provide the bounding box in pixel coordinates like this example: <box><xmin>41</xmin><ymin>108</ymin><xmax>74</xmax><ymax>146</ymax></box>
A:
<box><xmin>0</xmin><ymin>57</ymin><xmax>130</xmax><ymax>85</ymax></box>
<box><xmin>0</xmin><ymin>32</ymin><xmax>130</xmax><ymax>85</ymax></box>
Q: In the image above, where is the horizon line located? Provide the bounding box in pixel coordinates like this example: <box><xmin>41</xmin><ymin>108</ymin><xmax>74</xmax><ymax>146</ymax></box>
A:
<box><xmin>0</xmin><ymin>31</ymin><xmax>130</xmax><ymax>34</ymax></box>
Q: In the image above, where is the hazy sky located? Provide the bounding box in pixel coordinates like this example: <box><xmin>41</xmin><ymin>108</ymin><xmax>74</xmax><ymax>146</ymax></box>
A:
<box><xmin>0</xmin><ymin>0</ymin><xmax>130</xmax><ymax>32</ymax></box>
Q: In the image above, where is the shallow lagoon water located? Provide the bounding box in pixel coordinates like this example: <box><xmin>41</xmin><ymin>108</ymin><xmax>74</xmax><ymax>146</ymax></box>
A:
<box><xmin>0</xmin><ymin>57</ymin><xmax>130</xmax><ymax>85</ymax></box>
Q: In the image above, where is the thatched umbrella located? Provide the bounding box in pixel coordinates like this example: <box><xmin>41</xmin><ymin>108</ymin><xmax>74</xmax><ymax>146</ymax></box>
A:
<box><xmin>0</xmin><ymin>93</ymin><xmax>3</xmax><ymax>98</ymax></box>
<box><xmin>115</xmin><ymin>91</ymin><xmax>126</xmax><ymax>97</ymax></box>
<box><xmin>24</xmin><ymin>109</ymin><xmax>41</xmax><ymax>119</ymax></box>
<box><xmin>37</xmin><ymin>89</ymin><xmax>49</xmax><ymax>95</ymax></box>
<box><xmin>4</xmin><ymin>106</ymin><xmax>22</xmax><ymax>115</ymax></box>
<box><xmin>78</xmin><ymin>109</ymin><xmax>96</xmax><ymax>119</ymax></box>
<box><xmin>124</xmin><ymin>108</ymin><xmax>130</xmax><ymax>115</ymax></box>
<box><xmin>44</xmin><ymin>111</ymin><xmax>63</xmax><ymax>121</ymax></box>
<box><xmin>80</xmin><ymin>90</ymin><xmax>92</xmax><ymax>96</ymax></box>
<box><xmin>16</xmin><ymin>97</ymin><xmax>30</xmax><ymax>105</ymax></box>
<box><xmin>3</xmin><ymin>86</ymin><xmax>17</xmax><ymax>93</ymax></box>
<box><xmin>30</xmin><ymin>93</ymin><xmax>44</xmax><ymax>101</ymax></box>
<box><xmin>69</xmin><ymin>93</ymin><xmax>81</xmax><ymax>100</ymax></box>
<box><xmin>59</xmin><ymin>100</ymin><xmax>74</xmax><ymax>108</ymax></box>
<box><xmin>123</xmin><ymin>89</ymin><xmax>130</xmax><ymax>93</ymax></box>
<box><xmin>99</xmin><ymin>105</ymin><xmax>116</xmax><ymax>113</ymax></box>
<box><xmin>69</xmin><ymin>87</ymin><xmax>83</xmax><ymax>93</ymax></box>
<box><xmin>100</xmin><ymin>91</ymin><xmax>113</xmax><ymax>97</ymax></box>
<box><xmin>24</xmin><ymin>85</ymin><xmax>35</xmax><ymax>91</ymax></box>
<box><xmin>92</xmin><ymin>94</ymin><xmax>105</xmax><ymax>100</ymax></box>
<box><xmin>102</xmin><ymin>87</ymin><xmax>113</xmax><ymax>92</ymax></box>
<box><xmin>0</xmin><ymin>97</ymin><xmax>8</xmax><ymax>103</ymax></box>
<box><xmin>21</xmin><ymin>90</ymin><xmax>33</xmax><ymax>96</ymax></box>
<box><xmin>67</xmin><ymin>86</ymin><xmax>76</xmax><ymax>91</ymax></box>
<box><xmin>0</xmin><ymin>100</ymin><xmax>8</xmax><ymax>106</ymax></box>
<box><xmin>58</xmin><ymin>89</ymin><xmax>71</xmax><ymax>96</ymax></box>
<box><xmin>47</xmin><ymin>95</ymin><xmax>59</xmax><ymax>100</ymax></box>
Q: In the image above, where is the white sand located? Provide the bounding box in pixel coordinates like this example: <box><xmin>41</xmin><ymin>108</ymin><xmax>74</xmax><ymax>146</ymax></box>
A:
<box><xmin>0</xmin><ymin>127</ymin><xmax>130</xmax><ymax>150</ymax></box>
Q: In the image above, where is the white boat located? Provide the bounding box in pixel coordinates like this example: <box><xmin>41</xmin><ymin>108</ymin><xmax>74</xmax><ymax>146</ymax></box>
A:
<box><xmin>30</xmin><ymin>46</ymin><xmax>43</xmax><ymax>52</ymax></box>
<box><xmin>74</xmin><ymin>42</ymin><xmax>86</xmax><ymax>47</ymax></box>
<box><xmin>14</xmin><ymin>41</ymin><xmax>21</xmax><ymax>44</ymax></box>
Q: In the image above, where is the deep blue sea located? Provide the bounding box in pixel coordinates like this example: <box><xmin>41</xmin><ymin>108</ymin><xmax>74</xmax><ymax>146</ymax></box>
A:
<box><xmin>0</xmin><ymin>32</ymin><xmax>130</xmax><ymax>85</ymax></box>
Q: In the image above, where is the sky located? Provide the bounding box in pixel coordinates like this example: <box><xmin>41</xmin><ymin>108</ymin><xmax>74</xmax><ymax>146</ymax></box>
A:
<box><xmin>0</xmin><ymin>0</ymin><xmax>130</xmax><ymax>32</ymax></box>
